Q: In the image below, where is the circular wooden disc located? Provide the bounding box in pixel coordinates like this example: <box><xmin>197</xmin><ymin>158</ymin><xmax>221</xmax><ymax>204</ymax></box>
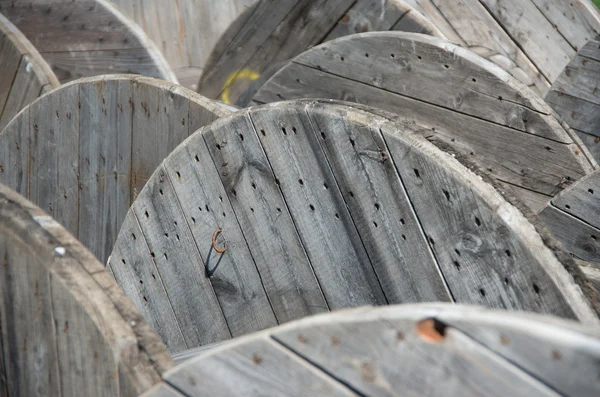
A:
<box><xmin>0</xmin><ymin>183</ymin><xmax>172</xmax><ymax>396</ymax></box>
<box><xmin>0</xmin><ymin>13</ymin><xmax>59</xmax><ymax>130</ymax></box>
<box><xmin>251</xmin><ymin>32</ymin><xmax>595</xmax><ymax>213</ymax></box>
<box><xmin>0</xmin><ymin>74</ymin><xmax>231</xmax><ymax>263</ymax></box>
<box><xmin>0</xmin><ymin>0</ymin><xmax>176</xmax><ymax>83</ymax></box>
<box><xmin>198</xmin><ymin>0</ymin><xmax>443</xmax><ymax>105</ymax></box>
<box><xmin>145</xmin><ymin>304</ymin><xmax>600</xmax><ymax>397</ymax></box>
<box><xmin>109</xmin><ymin>99</ymin><xmax>596</xmax><ymax>354</ymax></box>
<box><xmin>109</xmin><ymin>0</ymin><xmax>255</xmax><ymax>89</ymax></box>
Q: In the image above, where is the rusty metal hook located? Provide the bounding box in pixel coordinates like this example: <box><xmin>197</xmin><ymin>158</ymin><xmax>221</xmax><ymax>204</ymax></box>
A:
<box><xmin>211</xmin><ymin>228</ymin><xmax>226</xmax><ymax>254</ymax></box>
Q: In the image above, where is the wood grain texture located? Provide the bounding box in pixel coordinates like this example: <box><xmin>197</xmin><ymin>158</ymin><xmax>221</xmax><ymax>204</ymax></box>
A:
<box><xmin>110</xmin><ymin>100</ymin><xmax>597</xmax><ymax>355</ymax></box>
<box><xmin>0</xmin><ymin>0</ymin><xmax>177</xmax><ymax>83</ymax></box>
<box><xmin>251</xmin><ymin>32</ymin><xmax>595</xmax><ymax>211</ymax></box>
<box><xmin>198</xmin><ymin>0</ymin><xmax>443</xmax><ymax>105</ymax></box>
<box><xmin>403</xmin><ymin>0</ymin><xmax>600</xmax><ymax>96</ymax></box>
<box><xmin>545</xmin><ymin>34</ymin><xmax>600</xmax><ymax>163</ymax></box>
<box><xmin>0</xmin><ymin>74</ymin><xmax>230</xmax><ymax>264</ymax></box>
<box><xmin>0</xmin><ymin>12</ymin><xmax>58</xmax><ymax>130</ymax></box>
<box><xmin>540</xmin><ymin>169</ymin><xmax>600</xmax><ymax>267</ymax></box>
<box><xmin>109</xmin><ymin>0</ymin><xmax>256</xmax><ymax>89</ymax></box>
<box><xmin>149</xmin><ymin>304</ymin><xmax>600</xmax><ymax>397</ymax></box>
<box><xmin>0</xmin><ymin>183</ymin><xmax>173</xmax><ymax>396</ymax></box>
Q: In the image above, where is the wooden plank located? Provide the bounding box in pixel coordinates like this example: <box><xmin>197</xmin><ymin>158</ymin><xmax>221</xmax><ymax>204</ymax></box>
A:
<box><xmin>248</xmin><ymin>105</ymin><xmax>388</xmax><ymax>308</ymax></box>
<box><xmin>28</xmin><ymin>84</ymin><xmax>79</xmax><ymax>231</ymax></box>
<box><xmin>550</xmin><ymin>169</ymin><xmax>600</xmax><ymax>230</ymax></box>
<box><xmin>0</xmin><ymin>0</ymin><xmax>176</xmax><ymax>83</ymax></box>
<box><xmin>78</xmin><ymin>77</ymin><xmax>132</xmax><ymax>262</ymax></box>
<box><xmin>0</xmin><ymin>235</ymin><xmax>61</xmax><ymax>396</ymax></box>
<box><xmin>438</xmin><ymin>306</ymin><xmax>600</xmax><ymax>397</ymax></box>
<box><xmin>478</xmin><ymin>0</ymin><xmax>575</xmax><ymax>83</ymax></box>
<box><xmin>551</xmin><ymin>54</ymin><xmax>600</xmax><ymax>106</ymax></box>
<box><xmin>164</xmin><ymin>336</ymin><xmax>356</xmax><ymax>397</ymax></box>
<box><xmin>166</xmin><ymin>124</ymin><xmax>327</xmax><ymax>325</ymax></box>
<box><xmin>528</xmin><ymin>0</ymin><xmax>600</xmax><ymax>52</ymax></box>
<box><xmin>403</xmin><ymin>0</ymin><xmax>549</xmax><ymax>93</ymax></box>
<box><xmin>273</xmin><ymin>310</ymin><xmax>558</xmax><ymax>396</ymax></box>
<box><xmin>131</xmin><ymin>166</ymin><xmax>234</xmax><ymax>351</ymax></box>
<box><xmin>0</xmin><ymin>75</ymin><xmax>231</xmax><ymax>264</ymax></box>
<box><xmin>305</xmin><ymin>102</ymin><xmax>451</xmax><ymax>303</ymax></box>
<box><xmin>0</xmin><ymin>107</ymin><xmax>30</xmax><ymax>195</ymax></box>
<box><xmin>109</xmin><ymin>211</ymin><xmax>188</xmax><ymax>353</ymax></box>
<box><xmin>545</xmin><ymin>90</ymin><xmax>600</xmax><ymax>137</ymax></box>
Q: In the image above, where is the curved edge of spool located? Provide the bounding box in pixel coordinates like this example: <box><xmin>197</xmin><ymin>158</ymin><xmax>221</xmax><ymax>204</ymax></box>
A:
<box><xmin>0</xmin><ymin>74</ymin><xmax>232</xmax><ymax>137</ymax></box>
<box><xmin>128</xmin><ymin>98</ymin><xmax>600</xmax><ymax>325</ymax></box>
<box><xmin>0</xmin><ymin>12</ymin><xmax>60</xmax><ymax>90</ymax></box>
<box><xmin>166</xmin><ymin>303</ymin><xmax>600</xmax><ymax>371</ymax></box>
<box><xmin>0</xmin><ymin>183</ymin><xmax>174</xmax><ymax>393</ymax></box>
<box><xmin>97</xmin><ymin>0</ymin><xmax>179</xmax><ymax>84</ymax></box>
<box><xmin>257</xmin><ymin>31</ymin><xmax>597</xmax><ymax>174</ymax></box>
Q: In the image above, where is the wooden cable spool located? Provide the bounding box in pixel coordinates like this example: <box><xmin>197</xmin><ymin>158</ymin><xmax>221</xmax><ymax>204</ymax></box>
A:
<box><xmin>0</xmin><ymin>183</ymin><xmax>173</xmax><ymax>396</ymax></box>
<box><xmin>0</xmin><ymin>0</ymin><xmax>177</xmax><ymax>83</ymax></box>
<box><xmin>143</xmin><ymin>304</ymin><xmax>600</xmax><ymax>396</ymax></box>
<box><xmin>109</xmin><ymin>100</ymin><xmax>597</xmax><ymax>354</ymax></box>
<box><xmin>0</xmin><ymin>12</ymin><xmax>59</xmax><ymax>130</ymax></box>
<box><xmin>109</xmin><ymin>0</ymin><xmax>256</xmax><ymax>89</ymax></box>
<box><xmin>0</xmin><ymin>74</ymin><xmax>232</xmax><ymax>264</ymax></box>
<box><xmin>250</xmin><ymin>32</ymin><xmax>595</xmax><ymax>213</ymax></box>
<box><xmin>197</xmin><ymin>0</ymin><xmax>444</xmax><ymax>105</ymax></box>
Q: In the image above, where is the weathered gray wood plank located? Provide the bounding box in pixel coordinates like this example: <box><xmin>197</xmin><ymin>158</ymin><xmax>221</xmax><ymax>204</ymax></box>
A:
<box><xmin>0</xmin><ymin>75</ymin><xmax>230</xmax><ymax>264</ymax></box>
<box><xmin>109</xmin><ymin>211</ymin><xmax>188</xmax><ymax>353</ymax></box>
<box><xmin>131</xmin><ymin>166</ymin><xmax>235</xmax><ymax>350</ymax></box>
<box><xmin>166</xmin><ymin>122</ymin><xmax>328</xmax><ymax>325</ymax></box>
<box><xmin>165</xmin><ymin>337</ymin><xmax>357</xmax><ymax>397</ymax></box>
<box><xmin>305</xmin><ymin>102</ymin><xmax>451</xmax><ymax>303</ymax></box>
<box><xmin>539</xmin><ymin>169</ymin><xmax>600</xmax><ymax>266</ymax></box>
<box><xmin>248</xmin><ymin>105</ymin><xmax>388</xmax><ymax>308</ymax></box>
<box><xmin>0</xmin><ymin>0</ymin><xmax>176</xmax><ymax>83</ymax></box>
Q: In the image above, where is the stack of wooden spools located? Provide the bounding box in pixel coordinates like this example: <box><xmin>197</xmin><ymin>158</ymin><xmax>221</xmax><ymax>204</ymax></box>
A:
<box><xmin>1</xmin><ymin>1</ymin><xmax>600</xmax><ymax>395</ymax></box>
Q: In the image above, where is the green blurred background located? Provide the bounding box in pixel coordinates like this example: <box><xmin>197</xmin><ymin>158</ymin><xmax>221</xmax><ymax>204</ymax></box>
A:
<box><xmin>595</xmin><ymin>0</ymin><xmax>600</xmax><ymax>8</ymax></box>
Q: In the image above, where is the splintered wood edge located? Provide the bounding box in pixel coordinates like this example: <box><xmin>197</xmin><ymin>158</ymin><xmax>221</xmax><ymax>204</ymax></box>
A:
<box><xmin>0</xmin><ymin>184</ymin><xmax>174</xmax><ymax>392</ymax></box>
